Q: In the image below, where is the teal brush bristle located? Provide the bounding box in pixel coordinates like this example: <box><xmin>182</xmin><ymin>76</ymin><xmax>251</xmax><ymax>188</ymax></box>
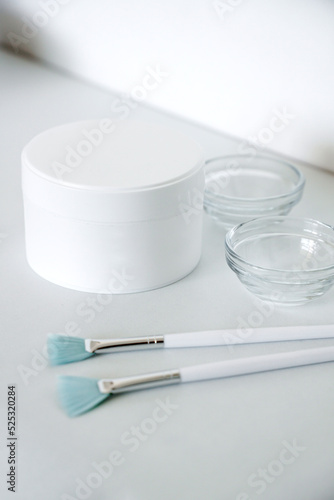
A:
<box><xmin>57</xmin><ymin>376</ymin><xmax>110</xmax><ymax>417</ymax></box>
<box><xmin>48</xmin><ymin>334</ymin><xmax>93</xmax><ymax>365</ymax></box>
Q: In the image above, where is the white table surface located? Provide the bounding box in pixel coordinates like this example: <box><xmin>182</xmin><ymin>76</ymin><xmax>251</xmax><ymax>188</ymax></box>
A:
<box><xmin>1</xmin><ymin>48</ymin><xmax>334</xmax><ymax>500</ymax></box>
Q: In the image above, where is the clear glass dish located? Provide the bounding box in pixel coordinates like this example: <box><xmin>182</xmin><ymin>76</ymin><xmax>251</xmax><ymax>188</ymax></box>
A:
<box><xmin>225</xmin><ymin>216</ymin><xmax>334</xmax><ymax>305</ymax></box>
<box><xmin>204</xmin><ymin>155</ymin><xmax>305</xmax><ymax>230</ymax></box>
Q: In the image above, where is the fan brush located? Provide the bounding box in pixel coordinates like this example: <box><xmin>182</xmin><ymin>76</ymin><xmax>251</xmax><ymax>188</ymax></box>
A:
<box><xmin>48</xmin><ymin>325</ymin><xmax>334</xmax><ymax>365</ymax></box>
<box><xmin>58</xmin><ymin>345</ymin><xmax>334</xmax><ymax>417</ymax></box>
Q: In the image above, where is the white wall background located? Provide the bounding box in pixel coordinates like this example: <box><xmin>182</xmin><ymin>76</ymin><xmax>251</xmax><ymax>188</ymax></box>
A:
<box><xmin>1</xmin><ymin>0</ymin><xmax>334</xmax><ymax>171</ymax></box>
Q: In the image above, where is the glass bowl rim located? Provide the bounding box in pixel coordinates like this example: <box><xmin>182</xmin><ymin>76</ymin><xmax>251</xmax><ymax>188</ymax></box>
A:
<box><xmin>225</xmin><ymin>216</ymin><xmax>334</xmax><ymax>275</ymax></box>
<box><xmin>205</xmin><ymin>154</ymin><xmax>305</xmax><ymax>203</ymax></box>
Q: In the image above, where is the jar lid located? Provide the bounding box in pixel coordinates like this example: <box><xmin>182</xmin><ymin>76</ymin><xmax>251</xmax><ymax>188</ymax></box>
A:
<box><xmin>22</xmin><ymin>119</ymin><xmax>204</xmax><ymax>222</ymax></box>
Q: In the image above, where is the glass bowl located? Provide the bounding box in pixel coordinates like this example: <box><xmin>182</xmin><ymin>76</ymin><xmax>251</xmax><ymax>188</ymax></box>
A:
<box><xmin>204</xmin><ymin>155</ymin><xmax>305</xmax><ymax>230</ymax></box>
<box><xmin>225</xmin><ymin>216</ymin><xmax>334</xmax><ymax>305</ymax></box>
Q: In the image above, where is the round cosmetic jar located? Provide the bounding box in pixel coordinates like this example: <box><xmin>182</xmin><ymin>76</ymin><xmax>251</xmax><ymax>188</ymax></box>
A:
<box><xmin>22</xmin><ymin>119</ymin><xmax>204</xmax><ymax>293</ymax></box>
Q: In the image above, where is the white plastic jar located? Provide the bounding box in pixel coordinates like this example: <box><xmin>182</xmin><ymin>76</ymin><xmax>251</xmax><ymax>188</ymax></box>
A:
<box><xmin>22</xmin><ymin>119</ymin><xmax>204</xmax><ymax>293</ymax></box>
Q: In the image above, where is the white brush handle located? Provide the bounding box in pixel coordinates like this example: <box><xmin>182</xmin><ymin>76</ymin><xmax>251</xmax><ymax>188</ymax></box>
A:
<box><xmin>89</xmin><ymin>325</ymin><xmax>334</xmax><ymax>355</ymax></box>
<box><xmin>180</xmin><ymin>345</ymin><xmax>334</xmax><ymax>383</ymax></box>
<box><xmin>99</xmin><ymin>345</ymin><xmax>334</xmax><ymax>395</ymax></box>
<box><xmin>164</xmin><ymin>325</ymin><xmax>334</xmax><ymax>348</ymax></box>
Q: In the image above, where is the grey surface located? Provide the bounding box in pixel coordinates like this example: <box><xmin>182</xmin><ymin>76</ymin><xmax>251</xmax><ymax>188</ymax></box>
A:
<box><xmin>1</xmin><ymin>48</ymin><xmax>334</xmax><ymax>500</ymax></box>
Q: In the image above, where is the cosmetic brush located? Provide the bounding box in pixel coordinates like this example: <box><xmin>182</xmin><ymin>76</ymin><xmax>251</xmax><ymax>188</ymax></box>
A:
<box><xmin>48</xmin><ymin>325</ymin><xmax>334</xmax><ymax>365</ymax></box>
<box><xmin>58</xmin><ymin>345</ymin><xmax>334</xmax><ymax>416</ymax></box>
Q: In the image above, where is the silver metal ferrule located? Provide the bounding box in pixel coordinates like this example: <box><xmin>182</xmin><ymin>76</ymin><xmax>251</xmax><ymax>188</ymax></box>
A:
<box><xmin>97</xmin><ymin>369</ymin><xmax>181</xmax><ymax>394</ymax></box>
<box><xmin>85</xmin><ymin>336</ymin><xmax>164</xmax><ymax>354</ymax></box>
